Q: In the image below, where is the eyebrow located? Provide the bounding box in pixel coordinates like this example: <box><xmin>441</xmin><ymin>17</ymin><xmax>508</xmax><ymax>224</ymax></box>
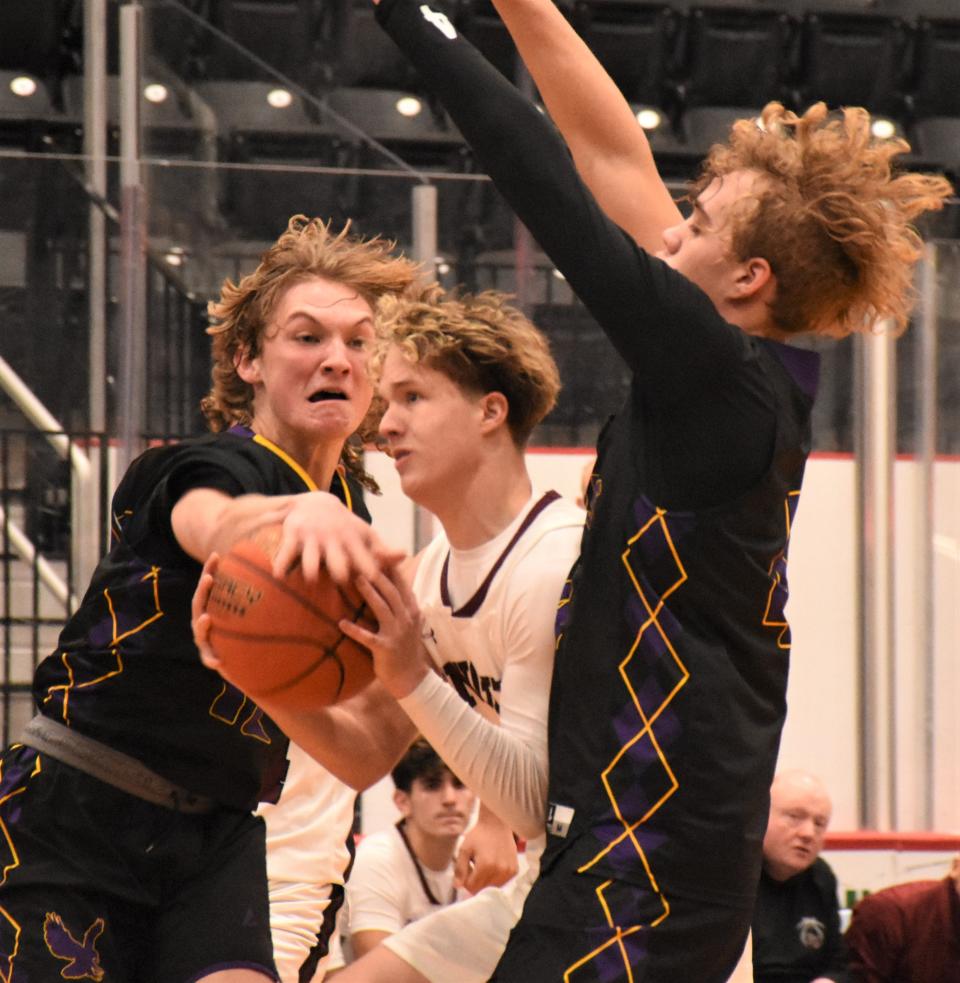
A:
<box><xmin>380</xmin><ymin>373</ymin><xmax>416</xmax><ymax>393</ymax></box>
<box><xmin>282</xmin><ymin>309</ymin><xmax>375</xmax><ymax>329</ymax></box>
<box><xmin>691</xmin><ymin>199</ymin><xmax>713</xmax><ymax>227</ymax></box>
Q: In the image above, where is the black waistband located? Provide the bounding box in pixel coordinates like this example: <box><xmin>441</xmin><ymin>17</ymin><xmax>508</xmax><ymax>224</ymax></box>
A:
<box><xmin>21</xmin><ymin>716</ymin><xmax>218</xmax><ymax>814</ymax></box>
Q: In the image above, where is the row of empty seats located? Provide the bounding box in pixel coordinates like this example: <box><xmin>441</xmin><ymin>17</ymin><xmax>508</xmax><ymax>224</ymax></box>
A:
<box><xmin>2</xmin><ymin>1</ymin><xmax>959</xmax><ymax>116</ymax></box>
<box><xmin>1</xmin><ymin>1</ymin><xmax>959</xmax><ymax>248</ymax></box>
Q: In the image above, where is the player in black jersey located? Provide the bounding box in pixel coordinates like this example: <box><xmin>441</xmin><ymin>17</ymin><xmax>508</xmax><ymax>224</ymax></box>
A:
<box><xmin>0</xmin><ymin>217</ymin><xmax>418</xmax><ymax>983</ymax></box>
<box><xmin>369</xmin><ymin>1</ymin><xmax>952</xmax><ymax>980</ymax></box>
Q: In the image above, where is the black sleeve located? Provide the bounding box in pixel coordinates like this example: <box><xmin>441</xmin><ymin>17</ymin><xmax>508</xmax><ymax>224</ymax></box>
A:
<box><xmin>375</xmin><ymin>0</ymin><xmax>748</xmax><ymax>402</ymax></box>
<box><xmin>115</xmin><ymin>441</ymin><xmax>268</xmax><ymax>559</ymax></box>
<box><xmin>815</xmin><ymin>860</ymin><xmax>852</xmax><ymax>983</ymax></box>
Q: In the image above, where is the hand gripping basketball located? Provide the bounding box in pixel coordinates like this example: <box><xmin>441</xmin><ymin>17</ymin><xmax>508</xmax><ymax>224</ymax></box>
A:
<box><xmin>205</xmin><ymin>524</ymin><xmax>378</xmax><ymax>709</ymax></box>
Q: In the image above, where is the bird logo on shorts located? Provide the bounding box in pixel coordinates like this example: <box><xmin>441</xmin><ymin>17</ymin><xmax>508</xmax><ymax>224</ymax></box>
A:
<box><xmin>43</xmin><ymin>912</ymin><xmax>105</xmax><ymax>981</ymax></box>
<box><xmin>795</xmin><ymin>916</ymin><xmax>826</xmax><ymax>951</ymax></box>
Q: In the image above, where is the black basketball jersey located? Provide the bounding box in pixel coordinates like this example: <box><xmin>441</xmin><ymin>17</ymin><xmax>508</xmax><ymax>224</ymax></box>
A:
<box><xmin>545</xmin><ymin>340</ymin><xmax>817</xmax><ymax>908</ymax></box>
<box><xmin>379</xmin><ymin>0</ymin><xmax>821</xmax><ymax>912</ymax></box>
<box><xmin>34</xmin><ymin>427</ymin><xmax>369</xmax><ymax>811</ymax></box>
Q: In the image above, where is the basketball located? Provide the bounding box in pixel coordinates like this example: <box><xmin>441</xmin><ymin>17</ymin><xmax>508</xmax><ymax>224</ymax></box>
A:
<box><xmin>205</xmin><ymin>524</ymin><xmax>377</xmax><ymax>709</ymax></box>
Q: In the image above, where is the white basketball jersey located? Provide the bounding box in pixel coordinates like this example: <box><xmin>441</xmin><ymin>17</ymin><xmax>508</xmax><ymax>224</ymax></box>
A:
<box><xmin>413</xmin><ymin>491</ymin><xmax>585</xmax><ymax>863</ymax></box>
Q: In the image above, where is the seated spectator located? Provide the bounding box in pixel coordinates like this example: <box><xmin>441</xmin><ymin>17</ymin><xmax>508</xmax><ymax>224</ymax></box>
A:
<box><xmin>344</xmin><ymin>740</ymin><xmax>476</xmax><ymax>961</ymax></box>
<box><xmin>753</xmin><ymin>770</ymin><xmax>849</xmax><ymax>982</ymax></box>
<box><xmin>845</xmin><ymin>853</ymin><xmax>960</xmax><ymax>983</ymax></box>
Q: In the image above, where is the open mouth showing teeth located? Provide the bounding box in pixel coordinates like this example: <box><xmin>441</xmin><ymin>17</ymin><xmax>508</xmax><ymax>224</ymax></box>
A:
<box><xmin>308</xmin><ymin>391</ymin><xmax>347</xmax><ymax>402</ymax></box>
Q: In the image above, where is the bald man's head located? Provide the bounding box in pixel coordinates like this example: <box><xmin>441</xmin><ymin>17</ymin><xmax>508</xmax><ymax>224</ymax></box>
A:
<box><xmin>762</xmin><ymin>770</ymin><xmax>833</xmax><ymax>882</ymax></box>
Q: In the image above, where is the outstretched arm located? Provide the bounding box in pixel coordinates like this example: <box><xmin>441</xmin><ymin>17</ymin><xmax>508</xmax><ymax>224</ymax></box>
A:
<box><xmin>488</xmin><ymin>0</ymin><xmax>681</xmax><ymax>251</ymax></box>
<box><xmin>374</xmin><ymin>0</ymin><xmax>737</xmax><ymax>397</ymax></box>
<box><xmin>172</xmin><ymin>487</ymin><xmax>403</xmax><ymax>585</ymax></box>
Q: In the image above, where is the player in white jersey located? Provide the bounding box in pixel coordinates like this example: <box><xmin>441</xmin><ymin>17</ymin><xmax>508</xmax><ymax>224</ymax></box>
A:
<box><xmin>345</xmin><ymin>740</ymin><xmax>474</xmax><ymax>957</ymax></box>
<box><xmin>257</xmin><ymin>745</ymin><xmax>356</xmax><ymax>982</ymax></box>
<box><xmin>331</xmin><ymin>289</ymin><xmax>584</xmax><ymax>983</ymax></box>
<box><xmin>196</xmin><ymin>287</ymin><xmax>583</xmax><ymax>982</ymax></box>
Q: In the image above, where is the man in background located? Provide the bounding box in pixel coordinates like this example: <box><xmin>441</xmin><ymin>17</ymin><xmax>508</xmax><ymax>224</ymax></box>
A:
<box><xmin>845</xmin><ymin>853</ymin><xmax>960</xmax><ymax>982</ymax></box>
<box><xmin>344</xmin><ymin>740</ymin><xmax>475</xmax><ymax>960</ymax></box>
<box><xmin>753</xmin><ymin>770</ymin><xmax>849</xmax><ymax>983</ymax></box>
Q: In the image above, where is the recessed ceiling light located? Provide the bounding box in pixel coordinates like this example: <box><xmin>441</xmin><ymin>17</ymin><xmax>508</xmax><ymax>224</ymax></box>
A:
<box><xmin>396</xmin><ymin>96</ymin><xmax>422</xmax><ymax>117</ymax></box>
<box><xmin>267</xmin><ymin>88</ymin><xmax>293</xmax><ymax>109</ymax></box>
<box><xmin>143</xmin><ymin>83</ymin><xmax>168</xmax><ymax>104</ymax></box>
<box><xmin>871</xmin><ymin>118</ymin><xmax>896</xmax><ymax>140</ymax></box>
<box><xmin>10</xmin><ymin>76</ymin><xmax>37</xmax><ymax>98</ymax></box>
<box><xmin>636</xmin><ymin>108</ymin><xmax>661</xmax><ymax>131</ymax></box>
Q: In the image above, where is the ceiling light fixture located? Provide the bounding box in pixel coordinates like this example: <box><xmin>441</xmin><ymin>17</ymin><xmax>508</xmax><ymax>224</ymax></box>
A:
<box><xmin>871</xmin><ymin>117</ymin><xmax>896</xmax><ymax>140</ymax></box>
<box><xmin>396</xmin><ymin>96</ymin><xmax>422</xmax><ymax>117</ymax></box>
<box><xmin>10</xmin><ymin>76</ymin><xmax>37</xmax><ymax>98</ymax></box>
<box><xmin>143</xmin><ymin>83</ymin><xmax>168</xmax><ymax>104</ymax></box>
<box><xmin>267</xmin><ymin>88</ymin><xmax>293</xmax><ymax>109</ymax></box>
<box><xmin>636</xmin><ymin>108</ymin><xmax>662</xmax><ymax>131</ymax></box>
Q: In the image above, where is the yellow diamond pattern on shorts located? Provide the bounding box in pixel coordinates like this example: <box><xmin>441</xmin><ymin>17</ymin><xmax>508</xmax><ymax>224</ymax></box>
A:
<box><xmin>564</xmin><ymin>507</ymin><xmax>690</xmax><ymax>981</ymax></box>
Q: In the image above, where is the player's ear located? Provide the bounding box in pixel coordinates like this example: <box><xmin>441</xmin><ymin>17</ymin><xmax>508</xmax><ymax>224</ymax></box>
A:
<box><xmin>393</xmin><ymin>788</ymin><xmax>412</xmax><ymax>818</ymax></box>
<box><xmin>731</xmin><ymin>257</ymin><xmax>774</xmax><ymax>300</ymax></box>
<box><xmin>236</xmin><ymin>346</ymin><xmax>262</xmax><ymax>385</ymax></box>
<box><xmin>478</xmin><ymin>391</ymin><xmax>509</xmax><ymax>434</ymax></box>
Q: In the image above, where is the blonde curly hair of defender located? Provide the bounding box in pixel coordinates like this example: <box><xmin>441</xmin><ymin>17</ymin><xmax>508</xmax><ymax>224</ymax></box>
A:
<box><xmin>694</xmin><ymin>102</ymin><xmax>953</xmax><ymax>338</ymax></box>
<box><xmin>201</xmin><ymin>216</ymin><xmax>420</xmax><ymax>491</ymax></box>
<box><xmin>373</xmin><ymin>288</ymin><xmax>561</xmax><ymax>446</ymax></box>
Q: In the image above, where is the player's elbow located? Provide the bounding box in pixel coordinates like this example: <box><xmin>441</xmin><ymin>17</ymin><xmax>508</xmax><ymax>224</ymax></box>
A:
<box><xmin>511</xmin><ymin>791</ymin><xmax>547</xmax><ymax>841</ymax></box>
<box><xmin>333</xmin><ymin>756</ymin><xmax>395</xmax><ymax>792</ymax></box>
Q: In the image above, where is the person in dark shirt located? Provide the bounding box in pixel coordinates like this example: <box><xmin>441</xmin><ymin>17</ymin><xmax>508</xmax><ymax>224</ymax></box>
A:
<box><xmin>0</xmin><ymin>216</ymin><xmax>418</xmax><ymax>983</ymax></box>
<box><xmin>845</xmin><ymin>855</ymin><xmax>960</xmax><ymax>983</ymax></box>
<box><xmin>753</xmin><ymin>770</ymin><xmax>849</xmax><ymax>983</ymax></box>
<box><xmin>366</xmin><ymin>0</ymin><xmax>953</xmax><ymax>980</ymax></box>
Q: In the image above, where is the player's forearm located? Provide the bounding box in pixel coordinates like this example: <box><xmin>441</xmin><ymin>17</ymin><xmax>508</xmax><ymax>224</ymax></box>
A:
<box><xmin>267</xmin><ymin>684</ymin><xmax>416</xmax><ymax>790</ymax></box>
<box><xmin>375</xmin><ymin>0</ymin><xmax>651</xmax><ymax>371</ymax></box>
<box><xmin>399</xmin><ymin>672</ymin><xmax>546</xmax><ymax>839</ymax></box>
<box><xmin>489</xmin><ymin>0</ymin><xmax>678</xmax><ymax>249</ymax></box>
<box><xmin>172</xmin><ymin>487</ymin><xmax>295</xmax><ymax>563</ymax></box>
<box><xmin>375</xmin><ymin>0</ymin><xmax>587</xmax><ymax>281</ymax></box>
<box><xmin>494</xmin><ymin>0</ymin><xmax>643</xmax><ymax>154</ymax></box>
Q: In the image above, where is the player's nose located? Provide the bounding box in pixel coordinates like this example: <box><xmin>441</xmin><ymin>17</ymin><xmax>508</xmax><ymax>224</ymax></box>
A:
<box><xmin>661</xmin><ymin>224</ymin><xmax>682</xmax><ymax>255</ymax></box>
<box><xmin>378</xmin><ymin>402</ymin><xmax>400</xmax><ymax>437</ymax></box>
<box><xmin>320</xmin><ymin>335</ymin><xmax>351</xmax><ymax>372</ymax></box>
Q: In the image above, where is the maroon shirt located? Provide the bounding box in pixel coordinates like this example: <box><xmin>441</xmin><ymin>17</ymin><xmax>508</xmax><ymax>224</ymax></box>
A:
<box><xmin>845</xmin><ymin>876</ymin><xmax>960</xmax><ymax>982</ymax></box>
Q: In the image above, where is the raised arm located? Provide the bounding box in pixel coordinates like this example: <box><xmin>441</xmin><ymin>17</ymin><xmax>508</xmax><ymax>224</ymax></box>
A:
<box><xmin>376</xmin><ymin>0</ymin><xmax>646</xmax><ymax>368</ymax></box>
<box><xmin>374</xmin><ymin>0</ymin><xmax>739</xmax><ymax>396</ymax></box>
<box><xmin>488</xmin><ymin>0</ymin><xmax>682</xmax><ymax>251</ymax></box>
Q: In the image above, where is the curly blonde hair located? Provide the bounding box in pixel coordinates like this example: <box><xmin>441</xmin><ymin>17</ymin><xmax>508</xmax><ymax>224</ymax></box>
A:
<box><xmin>372</xmin><ymin>287</ymin><xmax>560</xmax><ymax>446</ymax></box>
<box><xmin>202</xmin><ymin>216</ymin><xmax>420</xmax><ymax>489</ymax></box>
<box><xmin>695</xmin><ymin>102</ymin><xmax>953</xmax><ymax>337</ymax></box>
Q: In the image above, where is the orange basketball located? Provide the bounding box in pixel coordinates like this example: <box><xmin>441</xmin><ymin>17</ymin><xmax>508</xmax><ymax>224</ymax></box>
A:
<box><xmin>206</xmin><ymin>525</ymin><xmax>377</xmax><ymax>709</ymax></box>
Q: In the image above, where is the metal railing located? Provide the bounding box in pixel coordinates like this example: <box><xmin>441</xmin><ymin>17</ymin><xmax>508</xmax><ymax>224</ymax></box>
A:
<box><xmin>0</xmin><ymin>426</ymin><xmax>114</xmax><ymax>746</ymax></box>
